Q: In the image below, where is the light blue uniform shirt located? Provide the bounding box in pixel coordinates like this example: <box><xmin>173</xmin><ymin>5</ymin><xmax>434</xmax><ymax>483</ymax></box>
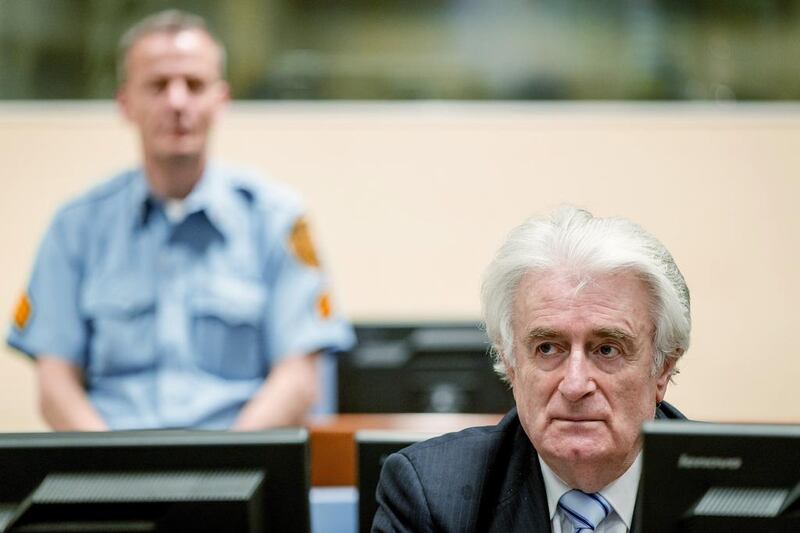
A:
<box><xmin>8</xmin><ymin>163</ymin><xmax>355</xmax><ymax>429</ymax></box>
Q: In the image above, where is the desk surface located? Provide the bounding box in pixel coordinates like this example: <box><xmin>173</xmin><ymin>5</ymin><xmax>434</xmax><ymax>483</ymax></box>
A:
<box><xmin>306</xmin><ymin>413</ymin><xmax>503</xmax><ymax>486</ymax></box>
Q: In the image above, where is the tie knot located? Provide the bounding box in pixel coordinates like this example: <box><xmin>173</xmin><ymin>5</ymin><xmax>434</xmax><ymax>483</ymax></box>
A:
<box><xmin>558</xmin><ymin>489</ymin><xmax>612</xmax><ymax>532</ymax></box>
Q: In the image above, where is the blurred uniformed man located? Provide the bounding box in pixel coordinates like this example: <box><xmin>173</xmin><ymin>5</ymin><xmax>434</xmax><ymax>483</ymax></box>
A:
<box><xmin>7</xmin><ymin>10</ymin><xmax>354</xmax><ymax>430</ymax></box>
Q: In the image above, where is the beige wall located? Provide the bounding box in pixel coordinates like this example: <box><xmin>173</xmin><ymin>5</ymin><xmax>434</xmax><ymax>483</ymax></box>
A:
<box><xmin>1</xmin><ymin>102</ymin><xmax>798</xmax><ymax>430</ymax></box>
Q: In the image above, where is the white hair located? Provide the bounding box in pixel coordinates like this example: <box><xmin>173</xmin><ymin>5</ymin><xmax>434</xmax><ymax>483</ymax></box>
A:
<box><xmin>481</xmin><ymin>206</ymin><xmax>690</xmax><ymax>380</ymax></box>
<box><xmin>117</xmin><ymin>9</ymin><xmax>227</xmax><ymax>84</ymax></box>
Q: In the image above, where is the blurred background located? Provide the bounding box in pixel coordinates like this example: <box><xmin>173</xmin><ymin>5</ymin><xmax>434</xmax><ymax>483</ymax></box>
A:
<box><xmin>1</xmin><ymin>0</ymin><xmax>799</xmax><ymax>430</ymax></box>
<box><xmin>3</xmin><ymin>0</ymin><xmax>800</xmax><ymax>102</ymax></box>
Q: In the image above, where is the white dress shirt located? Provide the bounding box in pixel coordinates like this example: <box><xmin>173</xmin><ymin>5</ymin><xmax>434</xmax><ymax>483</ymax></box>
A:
<box><xmin>538</xmin><ymin>452</ymin><xmax>642</xmax><ymax>533</ymax></box>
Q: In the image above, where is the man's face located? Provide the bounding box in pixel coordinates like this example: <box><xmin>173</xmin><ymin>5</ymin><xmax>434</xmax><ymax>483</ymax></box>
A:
<box><xmin>117</xmin><ymin>29</ymin><xmax>228</xmax><ymax>164</ymax></box>
<box><xmin>508</xmin><ymin>269</ymin><xmax>675</xmax><ymax>491</ymax></box>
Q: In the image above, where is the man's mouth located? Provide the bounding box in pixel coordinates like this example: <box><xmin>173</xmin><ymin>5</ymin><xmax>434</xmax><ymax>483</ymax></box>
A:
<box><xmin>163</xmin><ymin>122</ymin><xmax>192</xmax><ymax>135</ymax></box>
<box><xmin>552</xmin><ymin>417</ymin><xmax>604</xmax><ymax>423</ymax></box>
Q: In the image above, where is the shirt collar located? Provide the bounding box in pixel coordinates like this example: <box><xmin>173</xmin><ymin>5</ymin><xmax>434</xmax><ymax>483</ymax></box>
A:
<box><xmin>538</xmin><ymin>452</ymin><xmax>642</xmax><ymax>530</ymax></box>
<box><xmin>129</xmin><ymin>168</ymin><xmax>152</xmax><ymax>229</ymax></box>
<box><xmin>538</xmin><ymin>455</ymin><xmax>571</xmax><ymax>521</ymax></box>
<box><xmin>130</xmin><ymin>162</ymin><xmax>237</xmax><ymax>239</ymax></box>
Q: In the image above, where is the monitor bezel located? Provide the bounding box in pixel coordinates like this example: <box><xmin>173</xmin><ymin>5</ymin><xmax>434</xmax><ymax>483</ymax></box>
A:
<box><xmin>0</xmin><ymin>428</ymin><xmax>310</xmax><ymax>533</ymax></box>
<box><xmin>637</xmin><ymin>420</ymin><xmax>800</xmax><ymax>533</ymax></box>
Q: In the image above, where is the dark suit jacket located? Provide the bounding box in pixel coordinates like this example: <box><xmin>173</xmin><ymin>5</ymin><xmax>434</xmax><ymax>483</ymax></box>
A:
<box><xmin>372</xmin><ymin>402</ymin><xmax>685</xmax><ymax>533</ymax></box>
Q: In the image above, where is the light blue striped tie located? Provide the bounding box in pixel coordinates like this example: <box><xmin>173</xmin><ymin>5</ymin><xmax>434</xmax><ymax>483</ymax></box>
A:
<box><xmin>558</xmin><ymin>489</ymin><xmax>612</xmax><ymax>532</ymax></box>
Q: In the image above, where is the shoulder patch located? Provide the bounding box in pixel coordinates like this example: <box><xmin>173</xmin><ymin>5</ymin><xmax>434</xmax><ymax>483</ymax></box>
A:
<box><xmin>289</xmin><ymin>217</ymin><xmax>320</xmax><ymax>268</ymax></box>
<box><xmin>13</xmin><ymin>293</ymin><xmax>32</xmax><ymax>331</ymax></box>
<box><xmin>317</xmin><ymin>292</ymin><xmax>332</xmax><ymax>320</ymax></box>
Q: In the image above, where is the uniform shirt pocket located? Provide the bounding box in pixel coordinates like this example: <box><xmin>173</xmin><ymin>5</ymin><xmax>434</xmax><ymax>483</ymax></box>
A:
<box><xmin>190</xmin><ymin>276</ymin><xmax>268</xmax><ymax>380</ymax></box>
<box><xmin>81</xmin><ymin>281</ymin><xmax>157</xmax><ymax>377</ymax></box>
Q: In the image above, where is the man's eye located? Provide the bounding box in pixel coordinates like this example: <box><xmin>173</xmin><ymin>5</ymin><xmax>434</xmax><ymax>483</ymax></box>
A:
<box><xmin>148</xmin><ymin>80</ymin><xmax>168</xmax><ymax>93</ymax></box>
<box><xmin>536</xmin><ymin>343</ymin><xmax>558</xmax><ymax>357</ymax></box>
<box><xmin>186</xmin><ymin>78</ymin><xmax>206</xmax><ymax>93</ymax></box>
<box><xmin>596</xmin><ymin>344</ymin><xmax>621</xmax><ymax>359</ymax></box>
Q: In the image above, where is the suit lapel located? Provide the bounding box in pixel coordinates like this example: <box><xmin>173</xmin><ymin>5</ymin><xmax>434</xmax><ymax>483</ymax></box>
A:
<box><xmin>482</xmin><ymin>411</ymin><xmax>552</xmax><ymax>532</ymax></box>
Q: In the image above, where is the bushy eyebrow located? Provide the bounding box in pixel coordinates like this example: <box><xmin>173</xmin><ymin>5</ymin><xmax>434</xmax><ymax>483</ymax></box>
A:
<box><xmin>525</xmin><ymin>327</ymin><xmax>561</xmax><ymax>343</ymax></box>
<box><xmin>524</xmin><ymin>327</ymin><xmax>635</xmax><ymax>345</ymax></box>
<box><xmin>593</xmin><ymin>327</ymin><xmax>636</xmax><ymax>350</ymax></box>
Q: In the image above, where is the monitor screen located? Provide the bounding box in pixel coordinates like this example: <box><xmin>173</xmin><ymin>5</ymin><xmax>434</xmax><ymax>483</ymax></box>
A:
<box><xmin>338</xmin><ymin>322</ymin><xmax>514</xmax><ymax>414</ymax></box>
<box><xmin>637</xmin><ymin>420</ymin><xmax>800</xmax><ymax>533</ymax></box>
<box><xmin>0</xmin><ymin>428</ymin><xmax>310</xmax><ymax>533</ymax></box>
<box><xmin>356</xmin><ymin>430</ymin><xmax>436</xmax><ymax>533</ymax></box>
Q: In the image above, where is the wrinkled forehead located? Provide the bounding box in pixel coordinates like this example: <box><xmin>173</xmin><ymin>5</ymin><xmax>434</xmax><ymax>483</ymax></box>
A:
<box><xmin>524</xmin><ymin>265</ymin><xmax>655</xmax><ymax>295</ymax></box>
<box><xmin>519</xmin><ymin>268</ymin><xmax>596</xmax><ymax>299</ymax></box>
<box><xmin>515</xmin><ymin>267</ymin><xmax>658</xmax><ymax>326</ymax></box>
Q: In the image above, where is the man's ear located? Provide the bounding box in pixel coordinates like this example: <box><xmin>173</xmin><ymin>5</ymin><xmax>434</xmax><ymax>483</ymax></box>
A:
<box><xmin>214</xmin><ymin>79</ymin><xmax>230</xmax><ymax>111</ymax></box>
<box><xmin>502</xmin><ymin>353</ymin><xmax>516</xmax><ymax>386</ymax></box>
<box><xmin>117</xmin><ymin>86</ymin><xmax>133</xmax><ymax>122</ymax></box>
<box><xmin>219</xmin><ymin>79</ymin><xmax>230</xmax><ymax>102</ymax></box>
<box><xmin>655</xmin><ymin>349</ymin><xmax>682</xmax><ymax>403</ymax></box>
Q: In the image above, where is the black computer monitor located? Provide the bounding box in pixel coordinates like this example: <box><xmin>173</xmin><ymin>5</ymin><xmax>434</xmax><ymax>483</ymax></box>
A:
<box><xmin>637</xmin><ymin>420</ymin><xmax>800</xmax><ymax>533</ymax></box>
<box><xmin>338</xmin><ymin>322</ymin><xmax>514</xmax><ymax>414</ymax></box>
<box><xmin>0</xmin><ymin>428</ymin><xmax>310</xmax><ymax>533</ymax></box>
<box><xmin>356</xmin><ymin>430</ymin><xmax>436</xmax><ymax>533</ymax></box>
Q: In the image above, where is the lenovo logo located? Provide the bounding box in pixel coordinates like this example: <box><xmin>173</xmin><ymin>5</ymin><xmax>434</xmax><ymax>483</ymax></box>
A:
<box><xmin>677</xmin><ymin>453</ymin><xmax>743</xmax><ymax>470</ymax></box>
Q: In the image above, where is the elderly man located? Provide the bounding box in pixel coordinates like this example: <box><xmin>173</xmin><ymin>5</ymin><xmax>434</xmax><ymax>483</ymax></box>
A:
<box><xmin>373</xmin><ymin>206</ymin><xmax>688</xmax><ymax>532</ymax></box>
<box><xmin>7</xmin><ymin>10</ymin><xmax>353</xmax><ymax>430</ymax></box>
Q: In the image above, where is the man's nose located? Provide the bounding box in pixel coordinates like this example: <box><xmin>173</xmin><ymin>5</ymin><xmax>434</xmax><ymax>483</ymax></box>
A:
<box><xmin>557</xmin><ymin>350</ymin><xmax>596</xmax><ymax>401</ymax></box>
<box><xmin>165</xmin><ymin>79</ymin><xmax>189</xmax><ymax>109</ymax></box>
